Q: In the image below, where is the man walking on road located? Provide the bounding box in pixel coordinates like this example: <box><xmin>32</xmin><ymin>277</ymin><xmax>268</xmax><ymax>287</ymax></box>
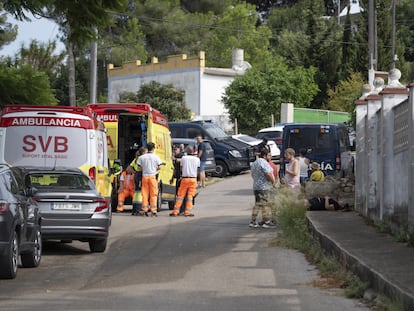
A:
<box><xmin>249</xmin><ymin>149</ymin><xmax>276</xmax><ymax>228</ymax></box>
<box><xmin>170</xmin><ymin>146</ymin><xmax>200</xmax><ymax>217</ymax></box>
<box><xmin>137</xmin><ymin>142</ymin><xmax>163</xmax><ymax>216</ymax></box>
<box><xmin>196</xmin><ymin>135</ymin><xmax>207</xmax><ymax>188</ymax></box>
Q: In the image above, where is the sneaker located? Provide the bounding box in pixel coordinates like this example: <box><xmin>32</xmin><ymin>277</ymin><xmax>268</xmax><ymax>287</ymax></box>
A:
<box><xmin>249</xmin><ymin>222</ymin><xmax>259</xmax><ymax>228</ymax></box>
<box><xmin>262</xmin><ymin>221</ymin><xmax>276</xmax><ymax>228</ymax></box>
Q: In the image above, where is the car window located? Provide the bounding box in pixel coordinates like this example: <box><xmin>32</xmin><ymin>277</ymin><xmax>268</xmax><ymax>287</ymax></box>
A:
<box><xmin>257</xmin><ymin>131</ymin><xmax>282</xmax><ymax>140</ymax></box>
<box><xmin>28</xmin><ymin>173</ymin><xmax>94</xmax><ymax>190</ymax></box>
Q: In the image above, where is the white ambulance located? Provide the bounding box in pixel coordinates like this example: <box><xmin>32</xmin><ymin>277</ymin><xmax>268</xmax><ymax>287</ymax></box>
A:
<box><xmin>0</xmin><ymin>105</ymin><xmax>112</xmax><ymax>201</ymax></box>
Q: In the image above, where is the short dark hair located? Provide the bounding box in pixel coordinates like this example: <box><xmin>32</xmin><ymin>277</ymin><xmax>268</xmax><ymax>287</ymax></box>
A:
<box><xmin>147</xmin><ymin>142</ymin><xmax>155</xmax><ymax>151</ymax></box>
<box><xmin>260</xmin><ymin>149</ymin><xmax>269</xmax><ymax>158</ymax></box>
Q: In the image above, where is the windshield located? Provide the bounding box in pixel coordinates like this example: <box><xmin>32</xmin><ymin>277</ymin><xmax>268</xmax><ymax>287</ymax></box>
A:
<box><xmin>205</xmin><ymin>124</ymin><xmax>228</xmax><ymax>139</ymax></box>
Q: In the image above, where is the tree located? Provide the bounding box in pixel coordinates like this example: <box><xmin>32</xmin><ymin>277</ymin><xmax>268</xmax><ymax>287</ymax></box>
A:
<box><xmin>120</xmin><ymin>81</ymin><xmax>191</xmax><ymax>121</ymax></box>
<box><xmin>0</xmin><ymin>3</ymin><xmax>17</xmax><ymax>49</ymax></box>
<box><xmin>15</xmin><ymin>39</ymin><xmax>66</xmax><ymax>79</ymax></box>
<box><xmin>326</xmin><ymin>71</ymin><xmax>365</xmax><ymax>112</ymax></box>
<box><xmin>222</xmin><ymin>56</ymin><xmax>319</xmax><ymax>134</ymax></box>
<box><xmin>4</xmin><ymin>0</ymin><xmax>128</xmax><ymax>46</ymax></box>
<box><xmin>0</xmin><ymin>65</ymin><xmax>57</xmax><ymax>106</ymax></box>
<box><xmin>203</xmin><ymin>3</ymin><xmax>272</xmax><ymax>68</ymax></box>
<box><xmin>102</xmin><ymin>17</ymin><xmax>147</xmax><ymax>67</ymax></box>
<box><xmin>267</xmin><ymin>0</ymin><xmax>342</xmax><ymax>107</ymax></box>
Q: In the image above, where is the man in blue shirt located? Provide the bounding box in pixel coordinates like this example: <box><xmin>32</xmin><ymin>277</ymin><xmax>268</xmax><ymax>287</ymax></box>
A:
<box><xmin>249</xmin><ymin>149</ymin><xmax>276</xmax><ymax>228</ymax></box>
<box><xmin>196</xmin><ymin>135</ymin><xmax>207</xmax><ymax>188</ymax></box>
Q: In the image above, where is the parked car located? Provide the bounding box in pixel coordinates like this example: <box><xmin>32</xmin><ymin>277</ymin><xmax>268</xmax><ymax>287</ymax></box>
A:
<box><xmin>0</xmin><ymin>164</ymin><xmax>42</xmax><ymax>279</ymax></box>
<box><xmin>256</xmin><ymin>125</ymin><xmax>285</xmax><ymax>149</ymax></box>
<box><xmin>232</xmin><ymin>134</ymin><xmax>280</xmax><ymax>163</ymax></box>
<box><xmin>169</xmin><ymin>121</ymin><xmax>255</xmax><ymax>177</ymax></box>
<box><xmin>21</xmin><ymin>167</ymin><xmax>110</xmax><ymax>253</ymax></box>
<box><xmin>172</xmin><ymin>138</ymin><xmax>216</xmax><ymax>175</ymax></box>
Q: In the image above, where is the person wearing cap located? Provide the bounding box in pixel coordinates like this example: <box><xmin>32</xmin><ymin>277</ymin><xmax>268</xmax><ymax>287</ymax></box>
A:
<box><xmin>309</xmin><ymin>162</ymin><xmax>325</xmax><ymax>181</ymax></box>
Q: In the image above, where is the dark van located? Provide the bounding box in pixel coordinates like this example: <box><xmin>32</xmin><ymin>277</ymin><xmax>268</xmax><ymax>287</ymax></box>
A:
<box><xmin>281</xmin><ymin>123</ymin><xmax>354</xmax><ymax>177</ymax></box>
<box><xmin>168</xmin><ymin>121</ymin><xmax>255</xmax><ymax>177</ymax></box>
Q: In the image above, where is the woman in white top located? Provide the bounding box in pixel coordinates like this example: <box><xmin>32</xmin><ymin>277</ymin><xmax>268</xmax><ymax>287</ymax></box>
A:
<box><xmin>298</xmin><ymin>148</ymin><xmax>310</xmax><ymax>184</ymax></box>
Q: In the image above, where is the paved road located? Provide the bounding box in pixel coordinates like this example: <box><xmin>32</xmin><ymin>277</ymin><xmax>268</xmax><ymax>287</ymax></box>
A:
<box><xmin>0</xmin><ymin>173</ymin><xmax>370</xmax><ymax>311</ymax></box>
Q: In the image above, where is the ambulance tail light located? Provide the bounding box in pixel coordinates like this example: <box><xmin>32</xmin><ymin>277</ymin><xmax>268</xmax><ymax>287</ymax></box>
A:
<box><xmin>89</xmin><ymin>167</ymin><xmax>96</xmax><ymax>182</ymax></box>
<box><xmin>336</xmin><ymin>154</ymin><xmax>341</xmax><ymax>171</ymax></box>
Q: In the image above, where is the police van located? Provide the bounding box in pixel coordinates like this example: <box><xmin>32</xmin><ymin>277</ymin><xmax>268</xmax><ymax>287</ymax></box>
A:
<box><xmin>87</xmin><ymin>103</ymin><xmax>176</xmax><ymax>210</ymax></box>
<box><xmin>280</xmin><ymin>123</ymin><xmax>354</xmax><ymax>177</ymax></box>
<box><xmin>0</xmin><ymin>105</ymin><xmax>112</xmax><ymax>201</ymax></box>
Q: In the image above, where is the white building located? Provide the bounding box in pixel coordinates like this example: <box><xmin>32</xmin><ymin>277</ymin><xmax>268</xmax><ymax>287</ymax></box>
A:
<box><xmin>107</xmin><ymin>50</ymin><xmax>251</xmax><ymax>131</ymax></box>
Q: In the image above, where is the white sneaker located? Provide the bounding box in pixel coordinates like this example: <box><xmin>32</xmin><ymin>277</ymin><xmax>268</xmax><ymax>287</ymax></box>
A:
<box><xmin>262</xmin><ymin>221</ymin><xmax>276</xmax><ymax>228</ymax></box>
<box><xmin>249</xmin><ymin>222</ymin><xmax>259</xmax><ymax>228</ymax></box>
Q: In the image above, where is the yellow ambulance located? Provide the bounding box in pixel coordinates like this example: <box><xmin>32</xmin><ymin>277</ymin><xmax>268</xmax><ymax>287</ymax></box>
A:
<box><xmin>87</xmin><ymin>103</ymin><xmax>176</xmax><ymax>211</ymax></box>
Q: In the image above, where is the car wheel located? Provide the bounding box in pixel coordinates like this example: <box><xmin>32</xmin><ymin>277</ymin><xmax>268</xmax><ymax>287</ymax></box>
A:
<box><xmin>157</xmin><ymin>186</ymin><xmax>162</xmax><ymax>212</ymax></box>
<box><xmin>21</xmin><ymin>227</ymin><xmax>42</xmax><ymax>268</ymax></box>
<box><xmin>214</xmin><ymin>160</ymin><xmax>228</xmax><ymax>178</ymax></box>
<box><xmin>89</xmin><ymin>238</ymin><xmax>107</xmax><ymax>253</ymax></box>
<box><xmin>0</xmin><ymin>230</ymin><xmax>19</xmax><ymax>279</ymax></box>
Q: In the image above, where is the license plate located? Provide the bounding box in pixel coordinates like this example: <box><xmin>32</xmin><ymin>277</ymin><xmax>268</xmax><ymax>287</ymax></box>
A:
<box><xmin>53</xmin><ymin>203</ymin><xmax>81</xmax><ymax>210</ymax></box>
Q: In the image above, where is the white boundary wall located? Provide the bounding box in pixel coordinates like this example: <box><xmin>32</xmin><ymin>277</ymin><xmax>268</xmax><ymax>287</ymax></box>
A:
<box><xmin>355</xmin><ymin>69</ymin><xmax>414</xmax><ymax>233</ymax></box>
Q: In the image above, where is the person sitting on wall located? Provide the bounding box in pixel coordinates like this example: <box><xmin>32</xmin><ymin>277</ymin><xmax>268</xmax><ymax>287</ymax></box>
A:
<box><xmin>309</xmin><ymin>162</ymin><xmax>325</xmax><ymax>182</ymax></box>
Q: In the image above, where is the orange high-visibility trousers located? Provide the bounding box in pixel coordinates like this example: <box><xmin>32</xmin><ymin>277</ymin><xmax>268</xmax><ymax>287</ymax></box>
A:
<box><xmin>172</xmin><ymin>178</ymin><xmax>197</xmax><ymax>216</ymax></box>
<box><xmin>141</xmin><ymin>176</ymin><xmax>158</xmax><ymax>214</ymax></box>
<box><xmin>117</xmin><ymin>187</ymin><xmax>134</xmax><ymax>211</ymax></box>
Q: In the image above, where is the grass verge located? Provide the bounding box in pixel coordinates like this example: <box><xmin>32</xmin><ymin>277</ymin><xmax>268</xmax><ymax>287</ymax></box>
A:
<box><xmin>269</xmin><ymin>187</ymin><xmax>368</xmax><ymax>299</ymax></box>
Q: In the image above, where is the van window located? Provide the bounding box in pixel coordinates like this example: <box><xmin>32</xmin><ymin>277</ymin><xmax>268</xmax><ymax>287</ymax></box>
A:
<box><xmin>204</xmin><ymin>124</ymin><xmax>227</xmax><ymax>139</ymax></box>
<box><xmin>287</xmin><ymin>127</ymin><xmax>335</xmax><ymax>154</ymax></box>
<box><xmin>186</xmin><ymin>127</ymin><xmax>202</xmax><ymax>139</ymax></box>
<box><xmin>169</xmin><ymin>127</ymin><xmax>181</xmax><ymax>138</ymax></box>
<box><xmin>338</xmin><ymin>128</ymin><xmax>350</xmax><ymax>151</ymax></box>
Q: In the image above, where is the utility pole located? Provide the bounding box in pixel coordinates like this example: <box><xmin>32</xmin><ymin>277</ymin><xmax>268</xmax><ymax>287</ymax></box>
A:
<box><xmin>368</xmin><ymin>0</ymin><xmax>377</xmax><ymax>87</ymax></box>
<box><xmin>391</xmin><ymin>0</ymin><xmax>397</xmax><ymax>69</ymax></box>
<box><xmin>337</xmin><ymin>0</ymin><xmax>341</xmax><ymax>25</ymax></box>
<box><xmin>90</xmin><ymin>27</ymin><xmax>98</xmax><ymax>104</ymax></box>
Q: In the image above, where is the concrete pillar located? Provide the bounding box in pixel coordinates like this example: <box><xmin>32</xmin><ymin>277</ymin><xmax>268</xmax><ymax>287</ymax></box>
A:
<box><xmin>280</xmin><ymin>103</ymin><xmax>294</xmax><ymax>123</ymax></box>
<box><xmin>408</xmin><ymin>82</ymin><xmax>414</xmax><ymax>230</ymax></box>
<box><xmin>355</xmin><ymin>99</ymin><xmax>368</xmax><ymax>214</ymax></box>
<box><xmin>379</xmin><ymin>71</ymin><xmax>408</xmax><ymax>219</ymax></box>
<box><xmin>366</xmin><ymin>94</ymin><xmax>382</xmax><ymax>218</ymax></box>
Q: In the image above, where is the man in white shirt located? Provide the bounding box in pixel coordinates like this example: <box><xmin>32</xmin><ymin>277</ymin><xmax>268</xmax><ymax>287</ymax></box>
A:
<box><xmin>170</xmin><ymin>146</ymin><xmax>200</xmax><ymax>217</ymax></box>
<box><xmin>137</xmin><ymin>142</ymin><xmax>163</xmax><ymax>216</ymax></box>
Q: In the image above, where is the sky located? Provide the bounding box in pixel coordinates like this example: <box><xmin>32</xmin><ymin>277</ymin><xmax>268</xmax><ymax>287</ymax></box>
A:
<box><xmin>0</xmin><ymin>13</ymin><xmax>64</xmax><ymax>57</ymax></box>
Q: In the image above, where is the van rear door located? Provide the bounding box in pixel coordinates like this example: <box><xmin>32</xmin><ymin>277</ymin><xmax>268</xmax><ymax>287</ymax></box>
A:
<box><xmin>283</xmin><ymin>125</ymin><xmax>337</xmax><ymax>174</ymax></box>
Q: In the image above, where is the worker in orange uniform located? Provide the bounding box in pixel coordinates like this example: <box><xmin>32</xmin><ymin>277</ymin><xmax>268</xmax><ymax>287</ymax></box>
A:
<box><xmin>170</xmin><ymin>145</ymin><xmax>200</xmax><ymax>217</ymax></box>
<box><xmin>137</xmin><ymin>142</ymin><xmax>163</xmax><ymax>216</ymax></box>
<box><xmin>117</xmin><ymin>165</ymin><xmax>135</xmax><ymax>212</ymax></box>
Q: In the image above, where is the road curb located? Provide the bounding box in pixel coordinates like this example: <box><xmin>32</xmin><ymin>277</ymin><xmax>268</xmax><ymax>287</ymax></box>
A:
<box><xmin>306</xmin><ymin>212</ymin><xmax>414</xmax><ymax>310</ymax></box>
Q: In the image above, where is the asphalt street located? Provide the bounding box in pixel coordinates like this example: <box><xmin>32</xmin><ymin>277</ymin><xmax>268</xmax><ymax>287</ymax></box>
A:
<box><xmin>0</xmin><ymin>173</ymin><xmax>370</xmax><ymax>311</ymax></box>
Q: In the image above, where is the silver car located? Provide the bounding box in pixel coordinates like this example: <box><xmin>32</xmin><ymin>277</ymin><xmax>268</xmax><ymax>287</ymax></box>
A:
<box><xmin>20</xmin><ymin>167</ymin><xmax>110</xmax><ymax>253</ymax></box>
